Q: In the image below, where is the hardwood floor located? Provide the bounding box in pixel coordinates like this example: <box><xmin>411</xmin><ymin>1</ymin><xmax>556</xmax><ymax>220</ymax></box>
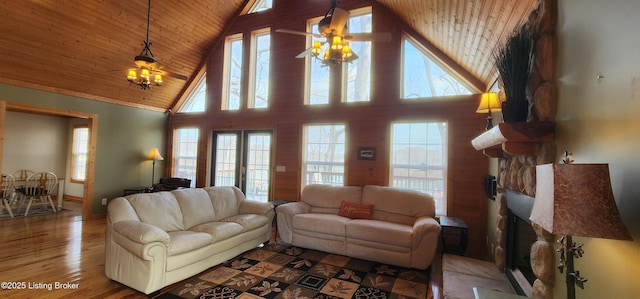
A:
<box><xmin>0</xmin><ymin>201</ymin><xmax>147</xmax><ymax>298</ymax></box>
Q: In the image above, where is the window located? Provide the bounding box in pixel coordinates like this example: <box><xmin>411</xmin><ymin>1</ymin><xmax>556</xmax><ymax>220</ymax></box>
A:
<box><xmin>249</xmin><ymin>29</ymin><xmax>271</xmax><ymax>109</ymax></box>
<box><xmin>402</xmin><ymin>36</ymin><xmax>472</xmax><ymax>99</ymax></box>
<box><xmin>70</xmin><ymin>126</ymin><xmax>89</xmax><ymax>182</ymax></box>
<box><xmin>306</xmin><ymin>21</ymin><xmax>330</xmax><ymax>105</ymax></box>
<box><xmin>305</xmin><ymin>8</ymin><xmax>373</xmax><ymax>104</ymax></box>
<box><xmin>390</xmin><ymin>121</ymin><xmax>447</xmax><ymax>215</ymax></box>
<box><xmin>173</xmin><ymin>128</ymin><xmax>199</xmax><ymax>187</ymax></box>
<box><xmin>178</xmin><ymin>74</ymin><xmax>206</xmax><ymax>113</ymax></box>
<box><xmin>344</xmin><ymin>9</ymin><xmax>372</xmax><ymax>103</ymax></box>
<box><xmin>222</xmin><ymin>34</ymin><xmax>243</xmax><ymax>110</ymax></box>
<box><xmin>302</xmin><ymin>124</ymin><xmax>346</xmax><ymax>186</ymax></box>
<box><xmin>247</xmin><ymin>0</ymin><xmax>272</xmax><ymax>13</ymax></box>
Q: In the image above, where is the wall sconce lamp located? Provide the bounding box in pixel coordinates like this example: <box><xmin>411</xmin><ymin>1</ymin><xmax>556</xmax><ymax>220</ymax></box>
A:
<box><xmin>147</xmin><ymin>148</ymin><xmax>164</xmax><ymax>186</ymax></box>
<box><xmin>476</xmin><ymin>92</ymin><xmax>502</xmax><ymax>130</ymax></box>
<box><xmin>529</xmin><ymin>158</ymin><xmax>632</xmax><ymax>299</ymax></box>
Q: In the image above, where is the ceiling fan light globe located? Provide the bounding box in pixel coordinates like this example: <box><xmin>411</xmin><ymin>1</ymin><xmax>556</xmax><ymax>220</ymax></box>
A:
<box><xmin>154</xmin><ymin>74</ymin><xmax>163</xmax><ymax>84</ymax></box>
<box><xmin>331</xmin><ymin>36</ymin><xmax>342</xmax><ymax>50</ymax></box>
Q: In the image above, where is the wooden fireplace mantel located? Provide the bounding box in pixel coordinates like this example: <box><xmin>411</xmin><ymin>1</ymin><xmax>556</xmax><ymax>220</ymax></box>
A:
<box><xmin>471</xmin><ymin>121</ymin><xmax>555</xmax><ymax>158</ymax></box>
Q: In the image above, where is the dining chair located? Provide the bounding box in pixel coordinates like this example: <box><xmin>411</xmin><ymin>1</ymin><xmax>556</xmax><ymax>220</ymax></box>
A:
<box><xmin>12</xmin><ymin>169</ymin><xmax>35</xmax><ymax>181</ymax></box>
<box><xmin>21</xmin><ymin>172</ymin><xmax>58</xmax><ymax>216</ymax></box>
<box><xmin>0</xmin><ymin>174</ymin><xmax>15</xmax><ymax>218</ymax></box>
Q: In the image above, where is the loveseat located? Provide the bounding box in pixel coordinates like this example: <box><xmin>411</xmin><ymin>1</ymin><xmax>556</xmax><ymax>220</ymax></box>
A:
<box><xmin>105</xmin><ymin>186</ymin><xmax>274</xmax><ymax>294</ymax></box>
<box><xmin>276</xmin><ymin>184</ymin><xmax>441</xmax><ymax>269</ymax></box>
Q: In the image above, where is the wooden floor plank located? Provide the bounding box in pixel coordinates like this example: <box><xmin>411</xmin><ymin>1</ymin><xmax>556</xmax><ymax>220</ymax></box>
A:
<box><xmin>0</xmin><ymin>202</ymin><xmax>147</xmax><ymax>298</ymax></box>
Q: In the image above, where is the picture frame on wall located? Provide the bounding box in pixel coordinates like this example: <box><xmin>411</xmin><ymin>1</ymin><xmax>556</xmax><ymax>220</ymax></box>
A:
<box><xmin>358</xmin><ymin>147</ymin><xmax>376</xmax><ymax>160</ymax></box>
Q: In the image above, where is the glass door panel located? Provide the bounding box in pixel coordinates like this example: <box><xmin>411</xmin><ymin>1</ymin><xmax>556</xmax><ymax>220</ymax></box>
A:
<box><xmin>212</xmin><ymin>130</ymin><xmax>272</xmax><ymax>202</ymax></box>
<box><xmin>214</xmin><ymin>133</ymin><xmax>238</xmax><ymax>186</ymax></box>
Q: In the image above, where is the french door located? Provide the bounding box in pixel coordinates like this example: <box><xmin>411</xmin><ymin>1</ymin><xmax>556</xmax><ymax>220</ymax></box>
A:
<box><xmin>211</xmin><ymin>130</ymin><xmax>272</xmax><ymax>202</ymax></box>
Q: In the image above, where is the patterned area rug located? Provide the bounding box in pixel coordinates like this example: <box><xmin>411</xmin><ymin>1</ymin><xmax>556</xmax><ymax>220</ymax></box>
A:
<box><xmin>0</xmin><ymin>206</ymin><xmax>65</xmax><ymax>220</ymax></box>
<box><xmin>157</xmin><ymin>243</ymin><xmax>430</xmax><ymax>299</ymax></box>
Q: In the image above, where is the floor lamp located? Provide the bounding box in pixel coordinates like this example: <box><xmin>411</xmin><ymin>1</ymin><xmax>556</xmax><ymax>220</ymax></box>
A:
<box><xmin>529</xmin><ymin>161</ymin><xmax>632</xmax><ymax>299</ymax></box>
<box><xmin>147</xmin><ymin>148</ymin><xmax>164</xmax><ymax>186</ymax></box>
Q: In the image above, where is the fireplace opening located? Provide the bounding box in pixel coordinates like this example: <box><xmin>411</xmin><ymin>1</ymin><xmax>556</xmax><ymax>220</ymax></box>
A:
<box><xmin>505</xmin><ymin>189</ymin><xmax>537</xmax><ymax>296</ymax></box>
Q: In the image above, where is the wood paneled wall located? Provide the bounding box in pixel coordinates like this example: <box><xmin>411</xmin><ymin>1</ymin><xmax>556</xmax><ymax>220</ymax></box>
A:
<box><xmin>169</xmin><ymin>0</ymin><xmax>490</xmax><ymax>258</ymax></box>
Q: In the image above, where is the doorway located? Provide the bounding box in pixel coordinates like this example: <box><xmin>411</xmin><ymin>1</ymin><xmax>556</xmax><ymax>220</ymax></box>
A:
<box><xmin>0</xmin><ymin>101</ymin><xmax>97</xmax><ymax>220</ymax></box>
<box><xmin>211</xmin><ymin>130</ymin><xmax>272</xmax><ymax>202</ymax></box>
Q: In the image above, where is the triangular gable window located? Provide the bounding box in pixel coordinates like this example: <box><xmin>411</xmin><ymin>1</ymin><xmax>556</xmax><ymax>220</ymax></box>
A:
<box><xmin>248</xmin><ymin>0</ymin><xmax>272</xmax><ymax>14</ymax></box>
<box><xmin>178</xmin><ymin>75</ymin><xmax>206</xmax><ymax>113</ymax></box>
<box><xmin>402</xmin><ymin>36</ymin><xmax>472</xmax><ymax>99</ymax></box>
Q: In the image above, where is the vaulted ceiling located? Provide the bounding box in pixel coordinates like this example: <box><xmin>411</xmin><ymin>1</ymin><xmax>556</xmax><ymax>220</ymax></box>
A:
<box><xmin>0</xmin><ymin>0</ymin><xmax>537</xmax><ymax>112</ymax></box>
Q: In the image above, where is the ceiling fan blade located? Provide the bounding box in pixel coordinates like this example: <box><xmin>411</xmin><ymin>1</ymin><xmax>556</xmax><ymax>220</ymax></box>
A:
<box><xmin>161</xmin><ymin>70</ymin><xmax>189</xmax><ymax>81</ymax></box>
<box><xmin>343</xmin><ymin>32</ymin><xmax>392</xmax><ymax>42</ymax></box>
<box><xmin>295</xmin><ymin>47</ymin><xmax>314</xmax><ymax>58</ymax></box>
<box><xmin>329</xmin><ymin>8</ymin><xmax>349</xmax><ymax>35</ymax></box>
<box><xmin>276</xmin><ymin>29</ymin><xmax>322</xmax><ymax>38</ymax></box>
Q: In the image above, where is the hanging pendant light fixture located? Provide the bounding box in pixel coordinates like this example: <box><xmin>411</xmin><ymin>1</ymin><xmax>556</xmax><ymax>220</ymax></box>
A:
<box><xmin>127</xmin><ymin>0</ymin><xmax>163</xmax><ymax>89</ymax></box>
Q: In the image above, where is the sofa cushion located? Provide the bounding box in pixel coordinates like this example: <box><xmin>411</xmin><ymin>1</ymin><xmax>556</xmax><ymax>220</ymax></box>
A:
<box><xmin>127</xmin><ymin>192</ymin><xmax>185</xmax><ymax>232</ymax></box>
<box><xmin>362</xmin><ymin>185</ymin><xmax>436</xmax><ymax>225</ymax></box>
<box><xmin>189</xmin><ymin>221</ymin><xmax>244</xmax><ymax>242</ymax></box>
<box><xmin>224</xmin><ymin>214</ymin><xmax>269</xmax><ymax>232</ymax></box>
<box><xmin>172</xmin><ymin>188</ymin><xmax>216</xmax><ymax>229</ymax></box>
<box><xmin>293</xmin><ymin>213</ymin><xmax>350</xmax><ymax>236</ymax></box>
<box><xmin>346</xmin><ymin>219</ymin><xmax>413</xmax><ymax>248</ymax></box>
<box><xmin>166</xmin><ymin>231</ymin><xmax>214</xmax><ymax>256</ymax></box>
<box><xmin>301</xmin><ymin>184</ymin><xmax>363</xmax><ymax>214</ymax></box>
<box><xmin>203</xmin><ymin>186</ymin><xmax>243</xmax><ymax>220</ymax></box>
<box><xmin>338</xmin><ymin>201</ymin><xmax>373</xmax><ymax>219</ymax></box>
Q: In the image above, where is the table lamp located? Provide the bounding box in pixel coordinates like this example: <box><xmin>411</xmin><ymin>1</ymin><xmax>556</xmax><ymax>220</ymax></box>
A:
<box><xmin>476</xmin><ymin>92</ymin><xmax>502</xmax><ymax>130</ymax></box>
<box><xmin>147</xmin><ymin>148</ymin><xmax>164</xmax><ymax>186</ymax></box>
<box><xmin>529</xmin><ymin>160</ymin><xmax>632</xmax><ymax>299</ymax></box>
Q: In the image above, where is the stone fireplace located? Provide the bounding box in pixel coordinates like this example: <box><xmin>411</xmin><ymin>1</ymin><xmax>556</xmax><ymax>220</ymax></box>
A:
<box><xmin>491</xmin><ymin>0</ymin><xmax>558</xmax><ymax>298</ymax></box>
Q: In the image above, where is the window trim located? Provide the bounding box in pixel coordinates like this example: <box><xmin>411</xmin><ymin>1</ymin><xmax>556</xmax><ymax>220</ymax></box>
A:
<box><xmin>304</xmin><ymin>16</ymin><xmax>329</xmax><ymax>106</ymax></box>
<box><xmin>70</xmin><ymin>125</ymin><xmax>89</xmax><ymax>183</ymax></box>
<box><xmin>301</xmin><ymin>123</ymin><xmax>348</xmax><ymax>187</ymax></box>
<box><xmin>172</xmin><ymin>127</ymin><xmax>200</xmax><ymax>188</ymax></box>
<box><xmin>389</xmin><ymin>120</ymin><xmax>449</xmax><ymax>216</ymax></box>
<box><xmin>222</xmin><ymin>33</ymin><xmax>244</xmax><ymax>111</ymax></box>
<box><xmin>400</xmin><ymin>33</ymin><xmax>478</xmax><ymax>99</ymax></box>
<box><xmin>248</xmin><ymin>28</ymin><xmax>271</xmax><ymax>109</ymax></box>
<box><xmin>177</xmin><ymin>73</ymin><xmax>207</xmax><ymax>113</ymax></box>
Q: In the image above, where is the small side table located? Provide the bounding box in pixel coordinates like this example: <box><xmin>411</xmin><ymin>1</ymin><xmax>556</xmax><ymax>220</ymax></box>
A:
<box><xmin>123</xmin><ymin>186</ymin><xmax>149</xmax><ymax>196</ymax></box>
<box><xmin>270</xmin><ymin>200</ymin><xmax>293</xmax><ymax>242</ymax></box>
<box><xmin>440</xmin><ymin>216</ymin><xmax>468</xmax><ymax>255</ymax></box>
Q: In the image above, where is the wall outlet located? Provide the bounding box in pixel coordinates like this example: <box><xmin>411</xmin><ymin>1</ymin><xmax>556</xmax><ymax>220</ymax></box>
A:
<box><xmin>101</xmin><ymin>198</ymin><xmax>107</xmax><ymax>205</ymax></box>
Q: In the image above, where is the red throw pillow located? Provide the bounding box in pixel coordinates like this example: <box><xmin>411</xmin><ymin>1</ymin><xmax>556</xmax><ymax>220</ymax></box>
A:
<box><xmin>339</xmin><ymin>201</ymin><xmax>373</xmax><ymax>219</ymax></box>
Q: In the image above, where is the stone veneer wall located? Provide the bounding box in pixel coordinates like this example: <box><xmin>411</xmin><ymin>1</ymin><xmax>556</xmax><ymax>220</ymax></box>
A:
<box><xmin>493</xmin><ymin>0</ymin><xmax>558</xmax><ymax>298</ymax></box>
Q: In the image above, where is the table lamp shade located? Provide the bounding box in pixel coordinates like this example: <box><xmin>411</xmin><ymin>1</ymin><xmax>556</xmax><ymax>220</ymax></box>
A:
<box><xmin>530</xmin><ymin>163</ymin><xmax>632</xmax><ymax>240</ymax></box>
<box><xmin>147</xmin><ymin>148</ymin><xmax>164</xmax><ymax>161</ymax></box>
<box><xmin>475</xmin><ymin>92</ymin><xmax>502</xmax><ymax>113</ymax></box>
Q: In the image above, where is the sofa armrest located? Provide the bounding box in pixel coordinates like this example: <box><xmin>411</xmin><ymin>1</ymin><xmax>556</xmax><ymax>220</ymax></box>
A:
<box><xmin>239</xmin><ymin>200</ymin><xmax>274</xmax><ymax>217</ymax></box>
<box><xmin>275</xmin><ymin>202</ymin><xmax>310</xmax><ymax>243</ymax></box>
<box><xmin>112</xmin><ymin>220</ymin><xmax>171</xmax><ymax>245</ymax></box>
<box><xmin>411</xmin><ymin>216</ymin><xmax>441</xmax><ymax>269</ymax></box>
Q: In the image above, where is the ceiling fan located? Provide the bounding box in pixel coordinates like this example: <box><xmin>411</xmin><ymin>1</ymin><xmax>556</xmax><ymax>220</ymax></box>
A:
<box><xmin>126</xmin><ymin>0</ymin><xmax>188</xmax><ymax>89</ymax></box>
<box><xmin>276</xmin><ymin>0</ymin><xmax>391</xmax><ymax>66</ymax></box>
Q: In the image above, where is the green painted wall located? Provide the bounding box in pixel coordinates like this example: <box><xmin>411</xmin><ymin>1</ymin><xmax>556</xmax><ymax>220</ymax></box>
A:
<box><xmin>0</xmin><ymin>83</ymin><xmax>166</xmax><ymax>215</ymax></box>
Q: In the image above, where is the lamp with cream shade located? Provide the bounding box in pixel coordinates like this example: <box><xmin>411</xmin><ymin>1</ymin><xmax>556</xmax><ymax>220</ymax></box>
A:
<box><xmin>529</xmin><ymin>161</ymin><xmax>632</xmax><ymax>299</ymax></box>
<box><xmin>147</xmin><ymin>148</ymin><xmax>164</xmax><ymax>186</ymax></box>
<box><xmin>476</xmin><ymin>92</ymin><xmax>502</xmax><ymax>130</ymax></box>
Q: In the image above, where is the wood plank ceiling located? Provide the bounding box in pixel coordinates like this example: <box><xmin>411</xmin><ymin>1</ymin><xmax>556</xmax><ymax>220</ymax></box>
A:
<box><xmin>0</xmin><ymin>0</ymin><xmax>537</xmax><ymax>112</ymax></box>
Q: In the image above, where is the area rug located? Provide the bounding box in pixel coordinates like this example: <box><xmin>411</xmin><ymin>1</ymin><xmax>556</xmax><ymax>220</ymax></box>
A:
<box><xmin>157</xmin><ymin>243</ymin><xmax>430</xmax><ymax>299</ymax></box>
<box><xmin>0</xmin><ymin>207</ymin><xmax>66</xmax><ymax>220</ymax></box>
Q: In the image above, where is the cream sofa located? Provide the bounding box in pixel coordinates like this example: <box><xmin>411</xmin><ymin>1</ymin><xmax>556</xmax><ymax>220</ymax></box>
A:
<box><xmin>276</xmin><ymin>184</ymin><xmax>441</xmax><ymax>269</ymax></box>
<box><xmin>105</xmin><ymin>186</ymin><xmax>274</xmax><ymax>294</ymax></box>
